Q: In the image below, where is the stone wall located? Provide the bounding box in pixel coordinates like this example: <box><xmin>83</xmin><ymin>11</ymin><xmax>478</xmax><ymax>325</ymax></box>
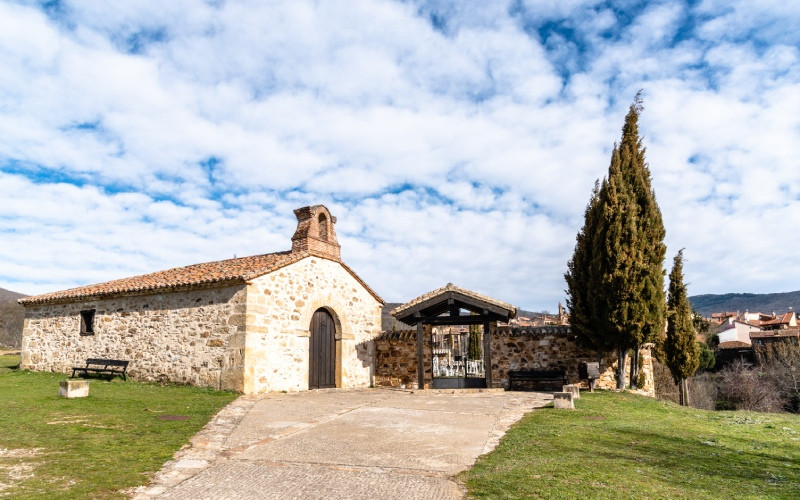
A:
<box><xmin>375</xmin><ymin>325</ymin><xmax>654</xmax><ymax>396</ymax></box>
<box><xmin>243</xmin><ymin>256</ymin><xmax>382</xmax><ymax>394</ymax></box>
<box><xmin>21</xmin><ymin>285</ymin><xmax>248</xmax><ymax>390</ymax></box>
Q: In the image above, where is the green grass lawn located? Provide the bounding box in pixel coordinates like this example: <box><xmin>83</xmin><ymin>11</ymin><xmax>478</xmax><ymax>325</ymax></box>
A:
<box><xmin>461</xmin><ymin>391</ymin><xmax>800</xmax><ymax>499</ymax></box>
<box><xmin>0</xmin><ymin>354</ymin><xmax>238</xmax><ymax>499</ymax></box>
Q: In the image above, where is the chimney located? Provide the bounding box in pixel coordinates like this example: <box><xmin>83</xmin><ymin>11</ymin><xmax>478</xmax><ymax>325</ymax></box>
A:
<box><xmin>291</xmin><ymin>205</ymin><xmax>341</xmax><ymax>260</ymax></box>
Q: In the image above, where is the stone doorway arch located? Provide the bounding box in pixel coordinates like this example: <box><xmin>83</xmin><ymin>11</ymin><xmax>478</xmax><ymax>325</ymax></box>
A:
<box><xmin>309</xmin><ymin>308</ymin><xmax>336</xmax><ymax>389</ymax></box>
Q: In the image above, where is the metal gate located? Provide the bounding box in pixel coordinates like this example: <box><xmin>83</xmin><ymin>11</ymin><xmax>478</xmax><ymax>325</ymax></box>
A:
<box><xmin>309</xmin><ymin>308</ymin><xmax>335</xmax><ymax>389</ymax></box>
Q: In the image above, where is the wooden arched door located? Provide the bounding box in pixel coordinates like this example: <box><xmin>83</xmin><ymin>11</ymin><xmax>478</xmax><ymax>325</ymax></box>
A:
<box><xmin>309</xmin><ymin>308</ymin><xmax>336</xmax><ymax>389</ymax></box>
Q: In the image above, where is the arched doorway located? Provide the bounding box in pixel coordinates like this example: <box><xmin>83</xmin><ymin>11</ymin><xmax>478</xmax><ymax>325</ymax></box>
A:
<box><xmin>309</xmin><ymin>308</ymin><xmax>336</xmax><ymax>389</ymax></box>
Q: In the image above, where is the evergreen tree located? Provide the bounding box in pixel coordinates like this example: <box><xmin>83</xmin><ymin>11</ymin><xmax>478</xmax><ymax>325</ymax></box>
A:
<box><xmin>697</xmin><ymin>342</ymin><xmax>716</xmax><ymax>371</ymax></box>
<box><xmin>565</xmin><ymin>93</ymin><xmax>666</xmax><ymax>389</ymax></box>
<box><xmin>468</xmin><ymin>323</ymin><xmax>482</xmax><ymax>360</ymax></box>
<box><xmin>664</xmin><ymin>250</ymin><xmax>700</xmax><ymax>406</ymax></box>
<box><xmin>565</xmin><ymin>181</ymin><xmax>608</xmax><ymax>353</ymax></box>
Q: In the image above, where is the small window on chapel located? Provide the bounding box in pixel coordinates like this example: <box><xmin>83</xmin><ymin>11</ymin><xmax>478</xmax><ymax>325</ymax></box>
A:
<box><xmin>318</xmin><ymin>213</ymin><xmax>328</xmax><ymax>241</ymax></box>
<box><xmin>80</xmin><ymin>309</ymin><xmax>95</xmax><ymax>336</ymax></box>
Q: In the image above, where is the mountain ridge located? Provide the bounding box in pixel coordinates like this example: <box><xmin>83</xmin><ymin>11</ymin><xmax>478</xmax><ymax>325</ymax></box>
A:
<box><xmin>689</xmin><ymin>290</ymin><xmax>800</xmax><ymax>317</ymax></box>
<box><xmin>0</xmin><ymin>287</ymin><xmax>27</xmax><ymax>349</ymax></box>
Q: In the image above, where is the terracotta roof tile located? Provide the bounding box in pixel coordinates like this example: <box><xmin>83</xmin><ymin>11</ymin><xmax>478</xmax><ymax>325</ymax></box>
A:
<box><xmin>750</xmin><ymin>328</ymin><xmax>799</xmax><ymax>339</ymax></box>
<box><xmin>718</xmin><ymin>341</ymin><xmax>753</xmax><ymax>349</ymax></box>
<box><xmin>20</xmin><ymin>250</ymin><xmax>383</xmax><ymax>306</ymax></box>
<box><xmin>391</xmin><ymin>283</ymin><xmax>517</xmax><ymax>320</ymax></box>
<box><xmin>759</xmin><ymin>312</ymin><xmax>794</xmax><ymax>326</ymax></box>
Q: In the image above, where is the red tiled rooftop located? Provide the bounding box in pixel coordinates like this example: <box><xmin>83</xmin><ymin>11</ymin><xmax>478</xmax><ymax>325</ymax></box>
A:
<box><xmin>759</xmin><ymin>312</ymin><xmax>794</xmax><ymax>326</ymax></box>
<box><xmin>20</xmin><ymin>250</ymin><xmax>383</xmax><ymax>305</ymax></box>
<box><xmin>750</xmin><ymin>328</ymin><xmax>799</xmax><ymax>339</ymax></box>
<box><xmin>718</xmin><ymin>341</ymin><xmax>752</xmax><ymax>349</ymax></box>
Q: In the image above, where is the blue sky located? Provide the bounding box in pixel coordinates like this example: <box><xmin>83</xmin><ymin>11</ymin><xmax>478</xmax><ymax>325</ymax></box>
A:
<box><xmin>1</xmin><ymin>0</ymin><xmax>799</xmax><ymax>311</ymax></box>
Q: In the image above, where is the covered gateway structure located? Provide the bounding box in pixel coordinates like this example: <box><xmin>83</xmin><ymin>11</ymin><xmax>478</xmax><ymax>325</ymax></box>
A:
<box><xmin>391</xmin><ymin>283</ymin><xmax>517</xmax><ymax>389</ymax></box>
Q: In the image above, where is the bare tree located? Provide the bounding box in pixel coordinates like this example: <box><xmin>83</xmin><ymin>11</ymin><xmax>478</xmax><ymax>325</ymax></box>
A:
<box><xmin>755</xmin><ymin>341</ymin><xmax>800</xmax><ymax>413</ymax></box>
<box><xmin>716</xmin><ymin>360</ymin><xmax>784</xmax><ymax>412</ymax></box>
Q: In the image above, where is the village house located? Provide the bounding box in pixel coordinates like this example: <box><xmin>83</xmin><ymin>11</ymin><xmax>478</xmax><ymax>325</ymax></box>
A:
<box><xmin>750</xmin><ymin>328</ymin><xmax>800</xmax><ymax>347</ymax></box>
<box><xmin>759</xmin><ymin>311</ymin><xmax>797</xmax><ymax>331</ymax></box>
<box><xmin>18</xmin><ymin>205</ymin><xmax>383</xmax><ymax>394</ymax></box>
<box><xmin>715</xmin><ymin>318</ymin><xmax>762</xmax><ymax>345</ymax></box>
<box><xmin>713</xmin><ymin>310</ymin><xmax>799</xmax><ymax>367</ymax></box>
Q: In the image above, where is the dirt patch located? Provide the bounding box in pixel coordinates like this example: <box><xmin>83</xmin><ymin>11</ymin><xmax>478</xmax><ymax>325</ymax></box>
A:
<box><xmin>0</xmin><ymin>447</ymin><xmax>45</xmax><ymax>493</ymax></box>
<box><xmin>47</xmin><ymin>416</ymin><xmax>89</xmax><ymax>425</ymax></box>
<box><xmin>0</xmin><ymin>448</ymin><xmax>44</xmax><ymax>459</ymax></box>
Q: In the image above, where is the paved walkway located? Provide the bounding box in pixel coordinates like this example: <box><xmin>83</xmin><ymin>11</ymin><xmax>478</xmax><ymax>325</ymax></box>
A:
<box><xmin>133</xmin><ymin>389</ymin><xmax>552</xmax><ymax>499</ymax></box>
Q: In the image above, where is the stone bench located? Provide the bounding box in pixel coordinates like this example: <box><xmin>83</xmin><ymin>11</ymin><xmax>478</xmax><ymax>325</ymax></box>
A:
<box><xmin>562</xmin><ymin>384</ymin><xmax>580</xmax><ymax>399</ymax></box>
<box><xmin>59</xmin><ymin>379</ymin><xmax>89</xmax><ymax>398</ymax></box>
<box><xmin>553</xmin><ymin>391</ymin><xmax>574</xmax><ymax>409</ymax></box>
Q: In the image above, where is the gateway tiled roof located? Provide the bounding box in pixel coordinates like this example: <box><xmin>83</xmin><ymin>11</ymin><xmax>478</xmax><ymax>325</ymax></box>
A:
<box><xmin>391</xmin><ymin>283</ymin><xmax>517</xmax><ymax>320</ymax></box>
<box><xmin>19</xmin><ymin>250</ymin><xmax>383</xmax><ymax>305</ymax></box>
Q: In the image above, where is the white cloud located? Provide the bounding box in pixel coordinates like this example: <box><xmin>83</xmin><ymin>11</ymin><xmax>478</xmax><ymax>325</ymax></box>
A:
<box><xmin>1</xmin><ymin>0</ymin><xmax>799</xmax><ymax>311</ymax></box>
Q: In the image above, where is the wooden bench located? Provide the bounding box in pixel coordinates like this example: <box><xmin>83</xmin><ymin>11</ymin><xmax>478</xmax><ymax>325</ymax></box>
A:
<box><xmin>71</xmin><ymin>358</ymin><xmax>129</xmax><ymax>381</ymax></box>
<box><xmin>508</xmin><ymin>369</ymin><xmax>567</xmax><ymax>391</ymax></box>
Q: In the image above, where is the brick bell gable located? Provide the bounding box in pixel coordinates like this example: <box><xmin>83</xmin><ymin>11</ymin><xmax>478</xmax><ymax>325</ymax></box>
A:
<box><xmin>20</xmin><ymin>205</ymin><xmax>381</xmax><ymax>306</ymax></box>
<box><xmin>291</xmin><ymin>205</ymin><xmax>341</xmax><ymax>260</ymax></box>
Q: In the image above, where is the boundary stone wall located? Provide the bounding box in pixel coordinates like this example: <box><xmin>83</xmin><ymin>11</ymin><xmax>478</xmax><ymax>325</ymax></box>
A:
<box><xmin>375</xmin><ymin>325</ymin><xmax>654</xmax><ymax>396</ymax></box>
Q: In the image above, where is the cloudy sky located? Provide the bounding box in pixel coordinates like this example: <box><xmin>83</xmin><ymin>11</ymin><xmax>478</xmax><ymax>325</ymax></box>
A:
<box><xmin>1</xmin><ymin>0</ymin><xmax>799</xmax><ymax>311</ymax></box>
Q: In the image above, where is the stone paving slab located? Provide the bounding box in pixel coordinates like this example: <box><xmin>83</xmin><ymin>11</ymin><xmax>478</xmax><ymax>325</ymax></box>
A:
<box><xmin>154</xmin><ymin>460</ymin><xmax>464</xmax><ymax>500</ymax></box>
<box><xmin>238</xmin><ymin>404</ymin><xmax>495</xmax><ymax>474</ymax></box>
<box><xmin>223</xmin><ymin>390</ymin><xmax>393</xmax><ymax>451</ymax></box>
<box><xmin>133</xmin><ymin>389</ymin><xmax>552</xmax><ymax>499</ymax></box>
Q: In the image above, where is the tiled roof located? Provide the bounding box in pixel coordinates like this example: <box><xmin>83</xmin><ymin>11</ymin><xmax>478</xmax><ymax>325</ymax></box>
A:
<box><xmin>391</xmin><ymin>283</ymin><xmax>517</xmax><ymax>320</ymax></box>
<box><xmin>759</xmin><ymin>312</ymin><xmax>794</xmax><ymax>326</ymax></box>
<box><xmin>718</xmin><ymin>341</ymin><xmax>752</xmax><ymax>349</ymax></box>
<box><xmin>750</xmin><ymin>328</ymin><xmax>799</xmax><ymax>339</ymax></box>
<box><xmin>20</xmin><ymin>250</ymin><xmax>383</xmax><ymax>306</ymax></box>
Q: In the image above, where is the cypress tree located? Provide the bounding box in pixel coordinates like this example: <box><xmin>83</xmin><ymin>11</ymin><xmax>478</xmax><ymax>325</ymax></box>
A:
<box><xmin>620</xmin><ymin>93</ymin><xmax>666</xmax><ymax>386</ymax></box>
<box><xmin>565</xmin><ymin>93</ymin><xmax>666</xmax><ymax>390</ymax></box>
<box><xmin>565</xmin><ymin>181</ymin><xmax>607</xmax><ymax>352</ymax></box>
<box><xmin>468</xmin><ymin>323</ymin><xmax>482</xmax><ymax>360</ymax></box>
<box><xmin>665</xmin><ymin>249</ymin><xmax>700</xmax><ymax>406</ymax></box>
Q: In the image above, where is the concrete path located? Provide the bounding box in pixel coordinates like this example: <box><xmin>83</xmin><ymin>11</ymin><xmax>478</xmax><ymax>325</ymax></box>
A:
<box><xmin>133</xmin><ymin>389</ymin><xmax>552</xmax><ymax>499</ymax></box>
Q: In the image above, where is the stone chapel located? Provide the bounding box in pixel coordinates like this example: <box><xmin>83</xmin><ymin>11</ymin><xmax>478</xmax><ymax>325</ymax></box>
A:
<box><xmin>19</xmin><ymin>205</ymin><xmax>384</xmax><ymax>394</ymax></box>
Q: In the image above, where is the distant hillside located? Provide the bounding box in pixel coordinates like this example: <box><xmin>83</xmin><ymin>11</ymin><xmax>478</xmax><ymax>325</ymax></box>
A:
<box><xmin>689</xmin><ymin>290</ymin><xmax>800</xmax><ymax>317</ymax></box>
<box><xmin>0</xmin><ymin>287</ymin><xmax>27</xmax><ymax>349</ymax></box>
<box><xmin>381</xmin><ymin>303</ymin><xmax>414</xmax><ymax>332</ymax></box>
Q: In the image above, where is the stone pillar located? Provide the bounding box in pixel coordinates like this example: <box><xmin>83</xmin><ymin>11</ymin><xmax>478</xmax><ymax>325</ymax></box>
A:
<box><xmin>59</xmin><ymin>380</ymin><xmax>89</xmax><ymax>398</ymax></box>
<box><xmin>553</xmin><ymin>392</ymin><xmax>574</xmax><ymax>409</ymax></box>
<box><xmin>563</xmin><ymin>384</ymin><xmax>580</xmax><ymax>399</ymax></box>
